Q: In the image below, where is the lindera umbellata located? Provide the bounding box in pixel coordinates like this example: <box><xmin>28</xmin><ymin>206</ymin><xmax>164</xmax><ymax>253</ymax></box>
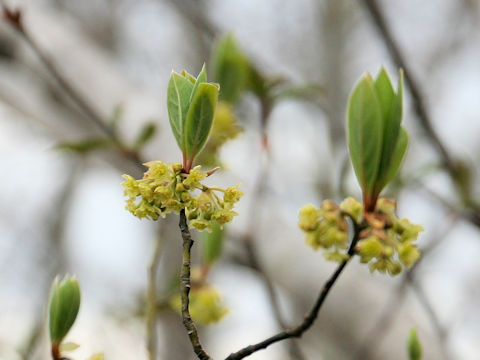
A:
<box><xmin>299</xmin><ymin>68</ymin><xmax>422</xmax><ymax>276</ymax></box>
<box><xmin>47</xmin><ymin>275</ymin><xmax>104</xmax><ymax>360</ymax></box>
<box><xmin>121</xmin><ymin>66</ymin><xmax>423</xmax><ymax>360</ymax></box>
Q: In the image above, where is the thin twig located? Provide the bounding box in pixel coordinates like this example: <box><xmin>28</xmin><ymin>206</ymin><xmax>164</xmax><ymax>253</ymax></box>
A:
<box><xmin>146</xmin><ymin>230</ymin><xmax>166</xmax><ymax>360</ymax></box>
<box><xmin>239</xmin><ymin>99</ymin><xmax>306</xmax><ymax>360</ymax></box>
<box><xmin>179</xmin><ymin>210</ymin><xmax>213</xmax><ymax>360</ymax></box>
<box><xmin>2</xmin><ymin>5</ymin><xmax>144</xmax><ymax>169</ymax></box>
<box><xmin>225</xmin><ymin>222</ymin><xmax>362</xmax><ymax>360</ymax></box>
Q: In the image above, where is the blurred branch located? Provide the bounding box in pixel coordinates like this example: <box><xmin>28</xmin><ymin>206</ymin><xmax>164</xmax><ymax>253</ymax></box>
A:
<box><xmin>164</xmin><ymin>0</ymin><xmax>217</xmax><ymax>40</ymax></box>
<box><xmin>19</xmin><ymin>160</ymin><xmax>82</xmax><ymax>359</ymax></box>
<box><xmin>146</xmin><ymin>228</ymin><xmax>166</xmax><ymax>360</ymax></box>
<box><xmin>237</xmin><ymin>98</ymin><xmax>305</xmax><ymax>360</ymax></box>
<box><xmin>1</xmin><ymin>4</ymin><xmax>144</xmax><ymax>169</ymax></box>
<box><xmin>355</xmin><ymin>215</ymin><xmax>458</xmax><ymax>360</ymax></box>
<box><xmin>179</xmin><ymin>210</ymin><xmax>212</xmax><ymax>360</ymax></box>
<box><xmin>409</xmin><ymin>279</ymin><xmax>451</xmax><ymax>358</ymax></box>
<box><xmin>225</xmin><ymin>222</ymin><xmax>362</xmax><ymax>360</ymax></box>
<box><xmin>361</xmin><ymin>0</ymin><xmax>461</xmax><ymax>187</ymax></box>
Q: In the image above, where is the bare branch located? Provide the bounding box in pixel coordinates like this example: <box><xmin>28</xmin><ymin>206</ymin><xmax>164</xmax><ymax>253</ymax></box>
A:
<box><xmin>225</xmin><ymin>222</ymin><xmax>362</xmax><ymax>360</ymax></box>
<box><xmin>1</xmin><ymin>4</ymin><xmax>144</xmax><ymax>169</ymax></box>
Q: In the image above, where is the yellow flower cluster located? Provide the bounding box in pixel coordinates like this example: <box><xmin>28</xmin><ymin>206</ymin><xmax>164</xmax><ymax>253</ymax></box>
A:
<box><xmin>298</xmin><ymin>201</ymin><xmax>349</xmax><ymax>262</ymax></box>
<box><xmin>170</xmin><ymin>285</ymin><xmax>228</xmax><ymax>325</ymax></box>
<box><xmin>355</xmin><ymin>198</ymin><xmax>423</xmax><ymax>275</ymax></box>
<box><xmin>122</xmin><ymin>161</ymin><xmax>243</xmax><ymax>231</ymax></box>
<box><xmin>298</xmin><ymin>197</ymin><xmax>423</xmax><ymax>275</ymax></box>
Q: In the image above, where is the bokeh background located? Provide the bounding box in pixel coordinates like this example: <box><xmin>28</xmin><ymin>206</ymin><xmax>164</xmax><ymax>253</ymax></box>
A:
<box><xmin>1</xmin><ymin>0</ymin><xmax>480</xmax><ymax>359</ymax></box>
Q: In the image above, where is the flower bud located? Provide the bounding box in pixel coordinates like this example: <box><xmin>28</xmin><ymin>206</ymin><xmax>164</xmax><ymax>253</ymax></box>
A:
<box><xmin>298</xmin><ymin>205</ymin><xmax>319</xmax><ymax>232</ymax></box>
<box><xmin>407</xmin><ymin>329</ymin><xmax>422</xmax><ymax>360</ymax></box>
<box><xmin>48</xmin><ymin>275</ymin><xmax>81</xmax><ymax>346</ymax></box>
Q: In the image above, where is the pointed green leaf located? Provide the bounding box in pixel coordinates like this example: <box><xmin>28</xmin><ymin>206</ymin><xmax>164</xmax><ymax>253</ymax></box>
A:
<box><xmin>49</xmin><ymin>275</ymin><xmax>81</xmax><ymax>345</ymax></box>
<box><xmin>167</xmin><ymin>72</ymin><xmax>194</xmax><ymax>151</ymax></box>
<box><xmin>56</xmin><ymin>138</ymin><xmax>111</xmax><ymax>154</ymax></box>
<box><xmin>383</xmin><ymin>126</ymin><xmax>409</xmax><ymax>187</ymax></box>
<box><xmin>347</xmin><ymin>74</ymin><xmax>384</xmax><ymax>196</ymax></box>
<box><xmin>181</xmin><ymin>70</ymin><xmax>196</xmax><ymax>84</ymax></box>
<box><xmin>374</xmin><ymin>67</ymin><xmax>395</xmax><ymax>121</ymax></box>
<box><xmin>190</xmin><ymin>64</ymin><xmax>208</xmax><ymax>103</ymax></box>
<box><xmin>373</xmin><ymin>69</ymin><xmax>403</xmax><ymax>195</ymax></box>
<box><xmin>184</xmin><ymin>83</ymin><xmax>219</xmax><ymax>159</ymax></box>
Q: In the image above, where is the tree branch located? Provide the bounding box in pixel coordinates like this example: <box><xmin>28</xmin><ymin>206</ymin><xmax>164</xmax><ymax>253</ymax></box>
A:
<box><xmin>146</xmin><ymin>230</ymin><xmax>165</xmax><ymax>360</ymax></box>
<box><xmin>2</xmin><ymin>5</ymin><xmax>144</xmax><ymax>169</ymax></box>
<box><xmin>225</xmin><ymin>222</ymin><xmax>362</xmax><ymax>360</ymax></box>
<box><xmin>179</xmin><ymin>210</ymin><xmax>213</xmax><ymax>360</ymax></box>
<box><xmin>239</xmin><ymin>98</ymin><xmax>306</xmax><ymax>360</ymax></box>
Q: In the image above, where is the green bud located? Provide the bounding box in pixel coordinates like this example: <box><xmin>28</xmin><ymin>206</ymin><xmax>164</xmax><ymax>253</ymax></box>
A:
<box><xmin>407</xmin><ymin>329</ymin><xmax>422</xmax><ymax>360</ymax></box>
<box><xmin>48</xmin><ymin>275</ymin><xmax>81</xmax><ymax>346</ymax></box>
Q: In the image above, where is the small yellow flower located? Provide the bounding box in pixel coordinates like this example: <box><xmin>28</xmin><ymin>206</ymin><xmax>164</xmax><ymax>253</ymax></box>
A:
<box><xmin>170</xmin><ymin>285</ymin><xmax>228</xmax><ymax>325</ymax></box>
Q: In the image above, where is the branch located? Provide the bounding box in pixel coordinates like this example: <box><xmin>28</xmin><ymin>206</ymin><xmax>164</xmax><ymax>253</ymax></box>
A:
<box><xmin>2</xmin><ymin>5</ymin><xmax>144</xmax><ymax>169</ymax></box>
<box><xmin>239</xmin><ymin>98</ymin><xmax>306</xmax><ymax>360</ymax></box>
<box><xmin>225</xmin><ymin>222</ymin><xmax>362</xmax><ymax>360</ymax></box>
<box><xmin>146</xmin><ymin>230</ymin><xmax>165</xmax><ymax>360</ymax></box>
<box><xmin>179</xmin><ymin>210</ymin><xmax>213</xmax><ymax>360</ymax></box>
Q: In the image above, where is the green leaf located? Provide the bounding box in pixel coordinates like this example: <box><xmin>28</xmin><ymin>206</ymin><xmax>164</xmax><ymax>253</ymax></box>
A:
<box><xmin>347</xmin><ymin>74</ymin><xmax>384</xmax><ymax>197</ymax></box>
<box><xmin>56</xmin><ymin>138</ymin><xmax>111</xmax><ymax>154</ymax></box>
<box><xmin>48</xmin><ymin>275</ymin><xmax>81</xmax><ymax>346</ymax></box>
<box><xmin>167</xmin><ymin>72</ymin><xmax>194</xmax><ymax>152</ymax></box>
<box><xmin>407</xmin><ymin>329</ymin><xmax>422</xmax><ymax>360</ymax></box>
<box><xmin>374</xmin><ymin>67</ymin><xmax>395</xmax><ymax>122</ymax></box>
<box><xmin>373</xmin><ymin>69</ymin><xmax>404</xmax><ymax>195</ymax></box>
<box><xmin>134</xmin><ymin>122</ymin><xmax>157</xmax><ymax>149</ymax></box>
<box><xmin>190</xmin><ymin>64</ymin><xmax>208</xmax><ymax>103</ymax></box>
<box><xmin>272</xmin><ymin>83</ymin><xmax>326</xmax><ymax>102</ymax></box>
<box><xmin>212</xmin><ymin>34</ymin><xmax>249</xmax><ymax>104</ymax></box>
<box><xmin>203</xmin><ymin>222</ymin><xmax>225</xmax><ymax>265</ymax></box>
<box><xmin>181</xmin><ymin>70</ymin><xmax>196</xmax><ymax>84</ymax></box>
<box><xmin>184</xmin><ymin>83</ymin><xmax>219</xmax><ymax>160</ymax></box>
<box><xmin>384</xmin><ymin>126</ymin><xmax>409</xmax><ymax>187</ymax></box>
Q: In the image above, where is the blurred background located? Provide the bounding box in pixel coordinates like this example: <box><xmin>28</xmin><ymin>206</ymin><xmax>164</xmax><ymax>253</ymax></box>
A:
<box><xmin>1</xmin><ymin>0</ymin><xmax>480</xmax><ymax>359</ymax></box>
